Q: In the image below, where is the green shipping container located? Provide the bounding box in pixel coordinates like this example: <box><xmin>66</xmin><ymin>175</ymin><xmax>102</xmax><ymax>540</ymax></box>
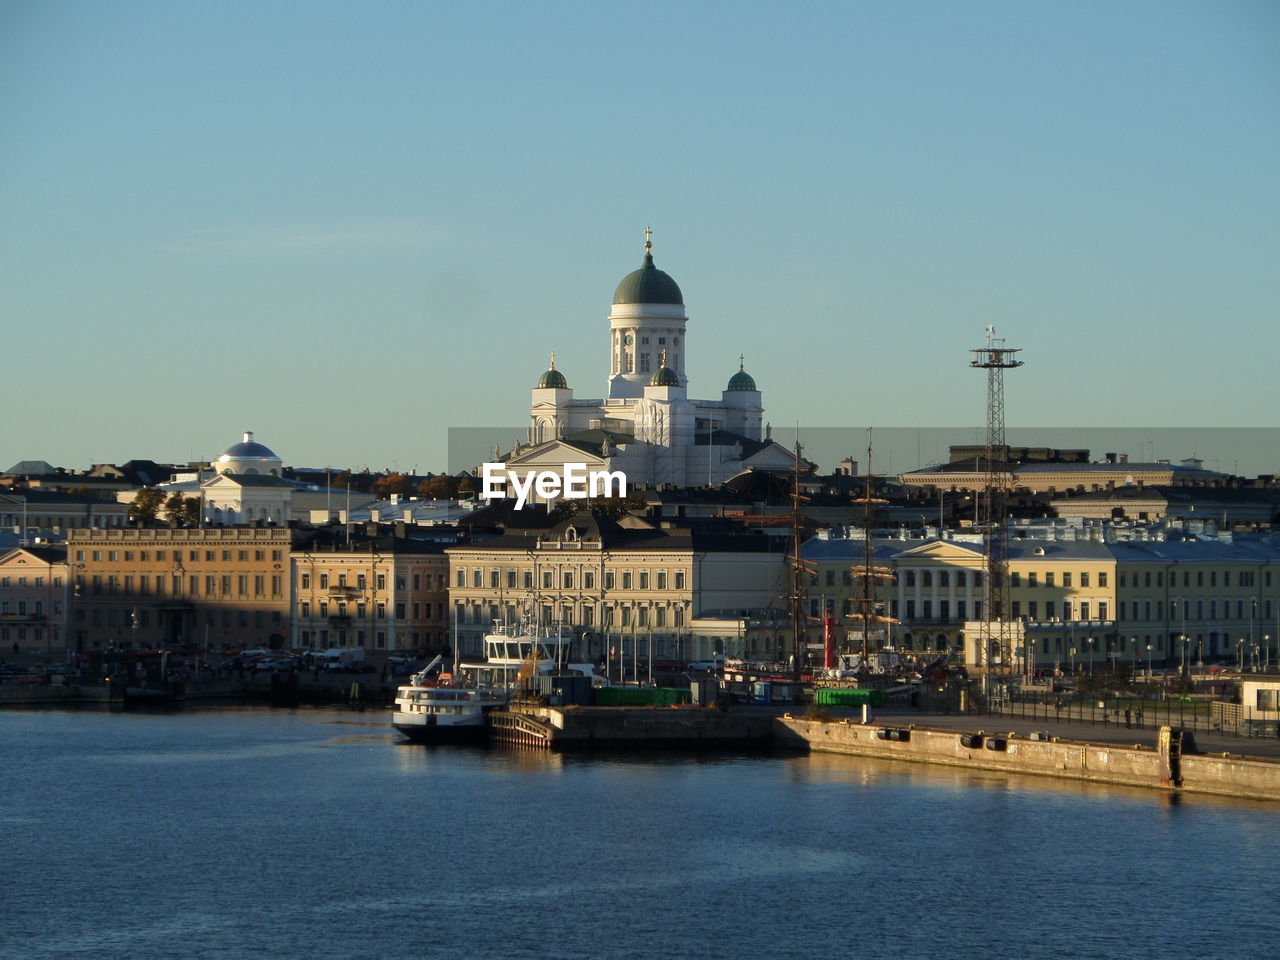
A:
<box><xmin>815</xmin><ymin>687</ymin><xmax>885</xmax><ymax>708</ymax></box>
<box><xmin>594</xmin><ymin>686</ymin><xmax>692</xmax><ymax>707</ymax></box>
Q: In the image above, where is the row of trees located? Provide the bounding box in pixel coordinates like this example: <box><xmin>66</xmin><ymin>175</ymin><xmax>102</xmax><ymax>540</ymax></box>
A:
<box><xmin>127</xmin><ymin>488</ymin><xmax>202</xmax><ymax>525</ymax></box>
<box><xmin>333</xmin><ymin>471</ymin><xmax>476</xmax><ymax>500</ymax></box>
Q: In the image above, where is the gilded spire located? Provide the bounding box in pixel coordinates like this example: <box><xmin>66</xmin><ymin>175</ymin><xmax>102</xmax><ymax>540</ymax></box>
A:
<box><xmin>660</xmin><ymin>347</ymin><xmax>668</xmax><ymax>367</ymax></box>
<box><xmin>549</xmin><ymin>351</ymin><xmax>556</xmax><ymax>369</ymax></box>
<box><xmin>644</xmin><ymin>226</ymin><xmax>653</xmax><ymax>255</ymax></box>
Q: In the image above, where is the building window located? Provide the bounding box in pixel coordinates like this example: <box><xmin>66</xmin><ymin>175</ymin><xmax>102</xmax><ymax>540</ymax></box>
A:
<box><xmin>622</xmin><ymin>572</ymin><xmax>633</xmax><ymax>590</ymax></box>
<box><xmin>584</xmin><ymin>572</ymin><xmax>595</xmax><ymax>589</ymax></box>
<box><xmin>301</xmin><ymin>573</ymin><xmax>311</xmax><ymax>589</ymax></box>
<box><xmin>674</xmin><ymin>571</ymin><xmax>685</xmax><ymax>590</ymax></box>
<box><xmin>1063</xmin><ymin>572</ymin><xmax>1072</xmax><ymax>588</ymax></box>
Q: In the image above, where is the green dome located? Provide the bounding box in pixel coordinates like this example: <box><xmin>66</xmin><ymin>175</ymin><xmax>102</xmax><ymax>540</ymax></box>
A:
<box><xmin>727</xmin><ymin>361</ymin><xmax>757</xmax><ymax>392</ymax></box>
<box><xmin>651</xmin><ymin>364</ymin><xmax>681</xmax><ymax>387</ymax></box>
<box><xmin>537</xmin><ymin>354</ymin><xmax>568</xmax><ymax>389</ymax></box>
<box><xmin>613</xmin><ymin>253</ymin><xmax>684</xmax><ymax>305</ymax></box>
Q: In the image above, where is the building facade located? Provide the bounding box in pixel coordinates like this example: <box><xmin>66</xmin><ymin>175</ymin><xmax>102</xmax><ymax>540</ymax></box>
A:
<box><xmin>65</xmin><ymin>527</ymin><xmax>293</xmax><ymax>652</ymax></box>
<box><xmin>0</xmin><ymin>545</ymin><xmax>70</xmax><ymax>655</ymax></box>
<box><xmin>803</xmin><ymin>525</ymin><xmax>1280</xmax><ymax>673</ymax></box>
<box><xmin>290</xmin><ymin>532</ymin><xmax>449</xmax><ymax>653</ymax></box>
<box><xmin>445</xmin><ymin>512</ymin><xmax>786</xmax><ymax>662</ymax></box>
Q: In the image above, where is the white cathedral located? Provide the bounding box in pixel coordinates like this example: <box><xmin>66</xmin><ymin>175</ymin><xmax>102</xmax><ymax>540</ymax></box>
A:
<box><xmin>501</xmin><ymin>232</ymin><xmax>795</xmax><ymax>492</ymax></box>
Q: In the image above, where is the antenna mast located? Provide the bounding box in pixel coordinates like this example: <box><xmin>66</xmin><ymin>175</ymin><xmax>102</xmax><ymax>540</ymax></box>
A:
<box><xmin>970</xmin><ymin>326</ymin><xmax>1023</xmax><ymax>695</ymax></box>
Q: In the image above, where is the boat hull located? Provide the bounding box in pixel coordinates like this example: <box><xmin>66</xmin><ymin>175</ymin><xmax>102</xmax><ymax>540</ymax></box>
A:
<box><xmin>392</xmin><ymin>712</ymin><xmax>489</xmax><ymax>744</ymax></box>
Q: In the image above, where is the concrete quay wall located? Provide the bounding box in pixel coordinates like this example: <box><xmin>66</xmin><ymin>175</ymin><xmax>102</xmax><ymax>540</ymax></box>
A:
<box><xmin>776</xmin><ymin>717</ymin><xmax>1280</xmax><ymax>803</ymax></box>
<box><xmin>513</xmin><ymin>705</ymin><xmax>774</xmax><ymax>746</ymax></box>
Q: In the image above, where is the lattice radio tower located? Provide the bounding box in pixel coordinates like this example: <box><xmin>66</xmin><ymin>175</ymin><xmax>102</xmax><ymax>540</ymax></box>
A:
<box><xmin>970</xmin><ymin>326</ymin><xmax>1022</xmax><ymax>694</ymax></box>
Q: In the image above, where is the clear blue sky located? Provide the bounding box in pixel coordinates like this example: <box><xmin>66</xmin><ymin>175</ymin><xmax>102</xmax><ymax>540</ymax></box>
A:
<box><xmin>3</xmin><ymin>1</ymin><xmax>1277</xmax><ymax>474</ymax></box>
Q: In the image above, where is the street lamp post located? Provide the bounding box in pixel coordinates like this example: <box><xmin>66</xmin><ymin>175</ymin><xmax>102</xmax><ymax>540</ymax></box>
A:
<box><xmin>1069</xmin><ymin>646</ymin><xmax>1076</xmax><ymax>675</ymax></box>
<box><xmin>1266</xmin><ymin>635</ymin><xmax>1273</xmax><ymax>675</ymax></box>
<box><xmin>1237</xmin><ymin>639</ymin><xmax>1245</xmax><ymax>673</ymax></box>
<box><xmin>1251</xmin><ymin>597</ymin><xmax>1258</xmax><ymax>670</ymax></box>
<box><xmin>1086</xmin><ymin>636</ymin><xmax>1095</xmax><ymax>674</ymax></box>
<box><xmin>1146</xmin><ymin>642</ymin><xmax>1152</xmax><ymax>679</ymax></box>
<box><xmin>1130</xmin><ymin>636</ymin><xmax>1138</xmax><ymax>677</ymax></box>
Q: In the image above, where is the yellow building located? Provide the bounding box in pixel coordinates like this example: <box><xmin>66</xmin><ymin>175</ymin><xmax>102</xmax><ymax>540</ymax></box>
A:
<box><xmin>65</xmin><ymin>527</ymin><xmax>293</xmax><ymax>652</ymax></box>
<box><xmin>291</xmin><ymin>532</ymin><xmax>448</xmax><ymax>652</ymax></box>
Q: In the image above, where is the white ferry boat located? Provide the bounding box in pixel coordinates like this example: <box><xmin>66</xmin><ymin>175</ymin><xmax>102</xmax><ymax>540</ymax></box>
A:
<box><xmin>392</xmin><ymin>625</ymin><xmax>605</xmax><ymax>743</ymax></box>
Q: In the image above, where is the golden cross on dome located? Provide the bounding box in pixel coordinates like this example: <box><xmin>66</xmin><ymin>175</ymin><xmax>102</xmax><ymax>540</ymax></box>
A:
<box><xmin>644</xmin><ymin>226</ymin><xmax>653</xmax><ymax>253</ymax></box>
<box><xmin>739</xmin><ymin>354</ymin><xmax>745</xmax><ymax>370</ymax></box>
<box><xmin>549</xmin><ymin>351</ymin><xmax>556</xmax><ymax>369</ymax></box>
<box><xmin>660</xmin><ymin>348</ymin><xmax>668</xmax><ymax>366</ymax></box>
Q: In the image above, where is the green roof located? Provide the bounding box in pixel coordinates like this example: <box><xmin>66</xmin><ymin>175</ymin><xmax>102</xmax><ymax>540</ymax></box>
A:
<box><xmin>613</xmin><ymin>253</ymin><xmax>683</xmax><ymax>305</ymax></box>
<box><xmin>538</xmin><ymin>367</ymin><xmax>568</xmax><ymax>389</ymax></box>
<box><xmin>651</xmin><ymin>364</ymin><xmax>681</xmax><ymax>387</ymax></box>
<box><xmin>727</xmin><ymin>365</ymin><xmax>757</xmax><ymax>392</ymax></box>
<box><xmin>537</xmin><ymin>354</ymin><xmax>568</xmax><ymax>389</ymax></box>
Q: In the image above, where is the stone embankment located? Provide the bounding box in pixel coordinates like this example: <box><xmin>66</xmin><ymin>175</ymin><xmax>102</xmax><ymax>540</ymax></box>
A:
<box><xmin>775</xmin><ymin>716</ymin><xmax>1280</xmax><ymax>803</ymax></box>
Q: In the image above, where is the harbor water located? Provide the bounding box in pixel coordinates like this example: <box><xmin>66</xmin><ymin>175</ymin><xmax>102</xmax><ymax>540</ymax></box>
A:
<box><xmin>3</xmin><ymin>706</ymin><xmax>1279</xmax><ymax>960</ymax></box>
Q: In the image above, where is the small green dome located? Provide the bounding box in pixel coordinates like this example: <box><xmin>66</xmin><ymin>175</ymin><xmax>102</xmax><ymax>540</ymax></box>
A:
<box><xmin>651</xmin><ymin>365</ymin><xmax>681</xmax><ymax>387</ymax></box>
<box><xmin>727</xmin><ymin>360</ymin><xmax>757</xmax><ymax>392</ymax></box>
<box><xmin>537</xmin><ymin>353</ymin><xmax>568</xmax><ymax>389</ymax></box>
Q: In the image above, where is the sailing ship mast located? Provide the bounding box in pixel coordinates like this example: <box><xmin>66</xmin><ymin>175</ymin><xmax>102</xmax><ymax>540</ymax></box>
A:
<box><xmin>848</xmin><ymin>430</ymin><xmax>897</xmax><ymax>669</ymax></box>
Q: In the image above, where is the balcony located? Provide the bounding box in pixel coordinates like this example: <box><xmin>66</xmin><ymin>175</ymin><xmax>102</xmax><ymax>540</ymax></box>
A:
<box><xmin>327</xmin><ymin>616</ymin><xmax>353</xmax><ymax>627</ymax></box>
<box><xmin>327</xmin><ymin>585</ymin><xmax>363</xmax><ymax>599</ymax></box>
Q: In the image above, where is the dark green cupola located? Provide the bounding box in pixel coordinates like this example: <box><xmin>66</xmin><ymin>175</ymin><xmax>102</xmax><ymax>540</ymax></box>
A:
<box><xmin>613</xmin><ymin>228</ymin><xmax>684</xmax><ymax>305</ymax></box>
<box><xmin>538</xmin><ymin>352</ymin><xmax>568</xmax><ymax>389</ymax></box>
<box><xmin>650</xmin><ymin>349</ymin><xmax>681</xmax><ymax>387</ymax></box>
<box><xmin>726</xmin><ymin>356</ymin><xmax>757</xmax><ymax>392</ymax></box>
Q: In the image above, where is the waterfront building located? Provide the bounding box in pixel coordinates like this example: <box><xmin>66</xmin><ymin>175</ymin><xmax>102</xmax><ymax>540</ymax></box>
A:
<box><xmin>444</xmin><ymin>510</ymin><xmax>786</xmax><ymax>661</ymax></box>
<box><xmin>495</xmin><ymin>233</ymin><xmax>796</xmax><ymax>500</ymax></box>
<box><xmin>802</xmin><ymin>524</ymin><xmax>1280</xmax><ymax>672</ymax></box>
<box><xmin>65</xmin><ymin>527</ymin><xmax>293</xmax><ymax>652</ymax></box>
<box><xmin>290</xmin><ymin>530</ymin><xmax>449</xmax><ymax>653</ymax></box>
<box><xmin>0</xmin><ymin>544</ymin><xmax>70</xmax><ymax>655</ymax></box>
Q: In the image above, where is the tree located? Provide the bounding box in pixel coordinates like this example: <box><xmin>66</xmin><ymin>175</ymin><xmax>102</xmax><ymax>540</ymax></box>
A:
<box><xmin>418</xmin><ymin>476</ymin><xmax>456</xmax><ymax>499</ymax></box>
<box><xmin>457</xmin><ymin>476</ymin><xmax>476</xmax><ymax>495</ymax></box>
<box><xmin>129</xmin><ymin>486</ymin><xmax>164</xmax><ymax>523</ymax></box>
<box><xmin>164</xmin><ymin>493</ymin><xmax>202</xmax><ymax>526</ymax></box>
<box><xmin>371</xmin><ymin>473</ymin><xmax>411</xmax><ymax>499</ymax></box>
<box><xmin>163</xmin><ymin>492</ymin><xmax>186</xmax><ymax>523</ymax></box>
<box><xmin>179</xmin><ymin>496</ymin><xmax>202</xmax><ymax>527</ymax></box>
